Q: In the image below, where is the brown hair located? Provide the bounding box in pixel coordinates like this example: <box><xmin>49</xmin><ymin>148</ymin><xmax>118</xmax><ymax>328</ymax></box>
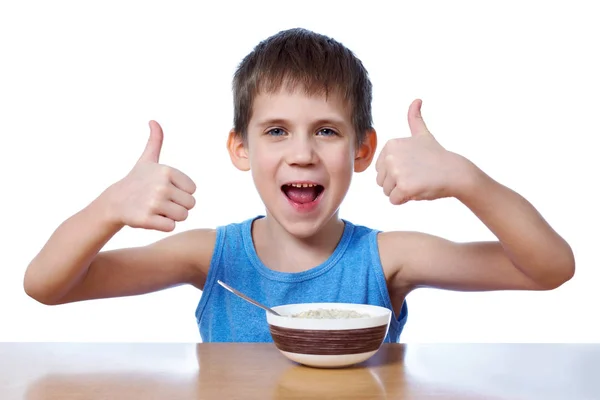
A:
<box><xmin>232</xmin><ymin>28</ymin><xmax>373</xmax><ymax>144</ymax></box>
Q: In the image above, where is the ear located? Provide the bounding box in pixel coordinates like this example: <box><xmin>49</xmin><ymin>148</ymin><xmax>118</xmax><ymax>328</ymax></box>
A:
<box><xmin>354</xmin><ymin>129</ymin><xmax>377</xmax><ymax>172</ymax></box>
<box><xmin>226</xmin><ymin>129</ymin><xmax>250</xmax><ymax>171</ymax></box>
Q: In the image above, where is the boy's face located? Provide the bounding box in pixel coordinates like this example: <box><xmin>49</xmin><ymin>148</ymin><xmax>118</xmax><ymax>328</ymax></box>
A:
<box><xmin>228</xmin><ymin>87</ymin><xmax>376</xmax><ymax>238</ymax></box>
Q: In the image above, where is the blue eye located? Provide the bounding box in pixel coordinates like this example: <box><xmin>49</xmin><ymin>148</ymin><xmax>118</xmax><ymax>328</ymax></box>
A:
<box><xmin>317</xmin><ymin>128</ymin><xmax>337</xmax><ymax>136</ymax></box>
<box><xmin>267</xmin><ymin>128</ymin><xmax>286</xmax><ymax>136</ymax></box>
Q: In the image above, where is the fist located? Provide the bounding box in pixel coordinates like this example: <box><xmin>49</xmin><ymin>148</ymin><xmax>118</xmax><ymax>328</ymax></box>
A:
<box><xmin>106</xmin><ymin>121</ymin><xmax>196</xmax><ymax>232</ymax></box>
<box><xmin>375</xmin><ymin>99</ymin><xmax>470</xmax><ymax>205</ymax></box>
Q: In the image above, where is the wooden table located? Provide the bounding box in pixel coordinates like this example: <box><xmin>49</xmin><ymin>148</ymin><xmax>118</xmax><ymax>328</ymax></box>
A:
<box><xmin>1</xmin><ymin>343</ymin><xmax>598</xmax><ymax>399</ymax></box>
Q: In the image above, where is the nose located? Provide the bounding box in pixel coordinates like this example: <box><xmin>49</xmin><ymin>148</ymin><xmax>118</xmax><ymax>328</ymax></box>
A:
<box><xmin>285</xmin><ymin>135</ymin><xmax>318</xmax><ymax>166</ymax></box>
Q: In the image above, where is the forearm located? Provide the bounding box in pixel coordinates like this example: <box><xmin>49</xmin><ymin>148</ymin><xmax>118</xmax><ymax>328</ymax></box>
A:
<box><xmin>455</xmin><ymin>159</ymin><xmax>575</xmax><ymax>288</ymax></box>
<box><xmin>24</xmin><ymin>190</ymin><xmax>124</xmax><ymax>304</ymax></box>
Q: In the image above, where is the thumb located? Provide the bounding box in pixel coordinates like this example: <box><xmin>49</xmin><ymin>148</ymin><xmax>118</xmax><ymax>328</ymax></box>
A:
<box><xmin>407</xmin><ymin>99</ymin><xmax>431</xmax><ymax>137</ymax></box>
<box><xmin>138</xmin><ymin>120</ymin><xmax>163</xmax><ymax>163</ymax></box>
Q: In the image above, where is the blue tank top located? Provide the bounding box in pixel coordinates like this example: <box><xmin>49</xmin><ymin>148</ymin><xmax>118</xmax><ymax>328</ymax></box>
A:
<box><xmin>194</xmin><ymin>216</ymin><xmax>408</xmax><ymax>342</ymax></box>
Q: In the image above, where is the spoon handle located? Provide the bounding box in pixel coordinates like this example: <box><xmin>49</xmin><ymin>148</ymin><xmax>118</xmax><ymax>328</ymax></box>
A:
<box><xmin>217</xmin><ymin>280</ymin><xmax>281</xmax><ymax>316</ymax></box>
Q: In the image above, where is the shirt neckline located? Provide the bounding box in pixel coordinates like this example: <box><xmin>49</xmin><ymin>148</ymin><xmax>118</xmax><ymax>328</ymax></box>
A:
<box><xmin>241</xmin><ymin>215</ymin><xmax>355</xmax><ymax>283</ymax></box>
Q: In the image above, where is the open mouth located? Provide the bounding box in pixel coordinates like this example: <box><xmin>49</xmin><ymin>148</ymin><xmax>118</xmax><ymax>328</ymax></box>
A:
<box><xmin>281</xmin><ymin>182</ymin><xmax>325</xmax><ymax>205</ymax></box>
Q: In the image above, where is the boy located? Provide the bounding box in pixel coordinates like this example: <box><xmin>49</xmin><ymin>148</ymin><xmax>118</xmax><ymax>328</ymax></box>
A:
<box><xmin>24</xmin><ymin>28</ymin><xmax>575</xmax><ymax>343</ymax></box>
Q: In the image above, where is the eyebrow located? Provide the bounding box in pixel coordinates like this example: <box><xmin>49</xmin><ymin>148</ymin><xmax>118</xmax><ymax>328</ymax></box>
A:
<box><xmin>254</xmin><ymin>117</ymin><xmax>349</xmax><ymax>128</ymax></box>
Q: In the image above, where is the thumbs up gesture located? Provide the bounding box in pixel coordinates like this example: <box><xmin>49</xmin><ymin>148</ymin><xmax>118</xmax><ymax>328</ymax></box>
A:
<box><xmin>105</xmin><ymin>121</ymin><xmax>197</xmax><ymax>232</ymax></box>
<box><xmin>375</xmin><ymin>99</ymin><xmax>473</xmax><ymax>205</ymax></box>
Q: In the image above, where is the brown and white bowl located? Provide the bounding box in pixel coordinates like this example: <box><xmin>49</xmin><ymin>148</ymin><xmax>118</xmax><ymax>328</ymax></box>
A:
<box><xmin>266</xmin><ymin>302</ymin><xmax>391</xmax><ymax>368</ymax></box>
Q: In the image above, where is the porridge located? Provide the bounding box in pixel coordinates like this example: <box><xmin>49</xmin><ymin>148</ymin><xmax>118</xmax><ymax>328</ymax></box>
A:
<box><xmin>291</xmin><ymin>308</ymin><xmax>370</xmax><ymax>319</ymax></box>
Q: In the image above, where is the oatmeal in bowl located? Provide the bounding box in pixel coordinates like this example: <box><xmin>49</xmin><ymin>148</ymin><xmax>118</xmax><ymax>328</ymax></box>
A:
<box><xmin>266</xmin><ymin>302</ymin><xmax>392</xmax><ymax>368</ymax></box>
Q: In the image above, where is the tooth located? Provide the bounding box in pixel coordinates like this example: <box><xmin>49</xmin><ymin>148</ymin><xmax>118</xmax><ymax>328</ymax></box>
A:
<box><xmin>286</xmin><ymin>183</ymin><xmax>320</xmax><ymax>187</ymax></box>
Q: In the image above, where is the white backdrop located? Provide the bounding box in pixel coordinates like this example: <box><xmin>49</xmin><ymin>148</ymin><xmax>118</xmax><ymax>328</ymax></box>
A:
<box><xmin>1</xmin><ymin>0</ymin><xmax>598</xmax><ymax>343</ymax></box>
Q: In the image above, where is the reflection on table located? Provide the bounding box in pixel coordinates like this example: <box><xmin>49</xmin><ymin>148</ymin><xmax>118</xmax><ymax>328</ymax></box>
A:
<box><xmin>0</xmin><ymin>343</ymin><xmax>597</xmax><ymax>399</ymax></box>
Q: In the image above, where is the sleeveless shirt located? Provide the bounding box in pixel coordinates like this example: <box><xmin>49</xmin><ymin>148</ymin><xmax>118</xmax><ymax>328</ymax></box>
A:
<box><xmin>194</xmin><ymin>216</ymin><xmax>408</xmax><ymax>342</ymax></box>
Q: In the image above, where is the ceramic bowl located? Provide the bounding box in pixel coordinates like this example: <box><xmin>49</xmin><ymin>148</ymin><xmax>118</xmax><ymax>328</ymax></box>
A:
<box><xmin>266</xmin><ymin>302</ymin><xmax>391</xmax><ymax>368</ymax></box>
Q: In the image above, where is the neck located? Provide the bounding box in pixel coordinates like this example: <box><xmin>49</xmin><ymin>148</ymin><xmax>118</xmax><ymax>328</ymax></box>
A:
<box><xmin>252</xmin><ymin>212</ymin><xmax>345</xmax><ymax>273</ymax></box>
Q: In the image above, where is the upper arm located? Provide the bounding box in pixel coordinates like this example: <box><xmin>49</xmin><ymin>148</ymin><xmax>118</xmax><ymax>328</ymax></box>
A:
<box><xmin>54</xmin><ymin>229</ymin><xmax>217</xmax><ymax>305</ymax></box>
<box><xmin>378</xmin><ymin>231</ymin><xmax>545</xmax><ymax>294</ymax></box>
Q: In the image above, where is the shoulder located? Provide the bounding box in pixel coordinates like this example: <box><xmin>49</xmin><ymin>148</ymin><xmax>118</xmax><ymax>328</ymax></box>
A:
<box><xmin>339</xmin><ymin>222</ymin><xmax>423</xmax><ymax>292</ymax></box>
<box><xmin>343</xmin><ymin>219</ymin><xmax>421</xmax><ymax>252</ymax></box>
<box><xmin>162</xmin><ymin>216</ymin><xmax>258</xmax><ymax>260</ymax></box>
<box><xmin>147</xmin><ymin>228</ymin><xmax>217</xmax><ymax>289</ymax></box>
<box><xmin>376</xmin><ymin>230</ymin><xmax>435</xmax><ymax>289</ymax></box>
<box><xmin>164</xmin><ymin>228</ymin><xmax>218</xmax><ymax>257</ymax></box>
<box><xmin>163</xmin><ymin>216</ymin><xmax>261</xmax><ymax>287</ymax></box>
<box><xmin>340</xmin><ymin>220</ymin><xmax>409</xmax><ymax>266</ymax></box>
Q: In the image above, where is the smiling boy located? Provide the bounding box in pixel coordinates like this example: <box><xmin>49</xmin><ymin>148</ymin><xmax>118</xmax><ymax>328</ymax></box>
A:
<box><xmin>24</xmin><ymin>28</ymin><xmax>575</xmax><ymax>342</ymax></box>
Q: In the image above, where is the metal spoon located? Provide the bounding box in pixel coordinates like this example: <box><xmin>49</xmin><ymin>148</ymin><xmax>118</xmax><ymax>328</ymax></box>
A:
<box><xmin>217</xmin><ymin>280</ymin><xmax>282</xmax><ymax>316</ymax></box>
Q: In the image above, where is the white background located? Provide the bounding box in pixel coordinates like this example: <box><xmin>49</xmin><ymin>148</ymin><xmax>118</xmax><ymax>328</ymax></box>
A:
<box><xmin>1</xmin><ymin>0</ymin><xmax>598</xmax><ymax>343</ymax></box>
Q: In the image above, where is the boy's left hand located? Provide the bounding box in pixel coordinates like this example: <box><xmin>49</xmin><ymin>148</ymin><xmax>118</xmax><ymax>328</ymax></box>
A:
<box><xmin>375</xmin><ymin>99</ymin><xmax>476</xmax><ymax>205</ymax></box>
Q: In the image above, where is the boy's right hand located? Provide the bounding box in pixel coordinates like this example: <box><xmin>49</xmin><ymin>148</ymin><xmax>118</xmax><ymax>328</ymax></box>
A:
<box><xmin>104</xmin><ymin>120</ymin><xmax>197</xmax><ymax>232</ymax></box>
